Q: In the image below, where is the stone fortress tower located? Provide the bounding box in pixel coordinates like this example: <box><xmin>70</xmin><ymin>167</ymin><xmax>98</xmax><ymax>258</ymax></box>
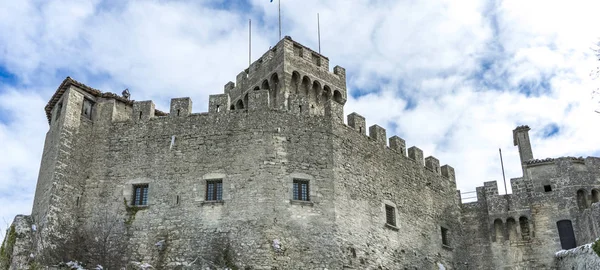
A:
<box><xmin>1</xmin><ymin>37</ymin><xmax>599</xmax><ymax>269</ymax></box>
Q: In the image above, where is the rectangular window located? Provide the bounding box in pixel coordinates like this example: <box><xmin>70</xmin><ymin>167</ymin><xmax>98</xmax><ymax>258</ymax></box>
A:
<box><xmin>385</xmin><ymin>205</ymin><xmax>396</xmax><ymax>226</ymax></box>
<box><xmin>206</xmin><ymin>180</ymin><xmax>223</xmax><ymax>201</ymax></box>
<box><xmin>441</xmin><ymin>227</ymin><xmax>450</xmax><ymax>246</ymax></box>
<box><xmin>132</xmin><ymin>184</ymin><xmax>149</xmax><ymax>206</ymax></box>
<box><xmin>82</xmin><ymin>98</ymin><xmax>94</xmax><ymax>119</ymax></box>
<box><xmin>544</xmin><ymin>185</ymin><xmax>552</xmax><ymax>192</ymax></box>
<box><xmin>293</xmin><ymin>179</ymin><xmax>310</xmax><ymax>201</ymax></box>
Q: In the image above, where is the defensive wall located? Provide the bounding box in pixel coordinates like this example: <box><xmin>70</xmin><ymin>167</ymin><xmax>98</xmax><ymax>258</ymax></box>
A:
<box><xmin>6</xmin><ymin>36</ymin><xmax>462</xmax><ymax>269</ymax></box>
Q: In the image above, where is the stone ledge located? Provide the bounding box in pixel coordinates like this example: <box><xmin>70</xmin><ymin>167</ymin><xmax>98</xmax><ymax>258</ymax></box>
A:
<box><xmin>290</xmin><ymin>200</ymin><xmax>314</xmax><ymax>206</ymax></box>
<box><xmin>384</xmin><ymin>223</ymin><xmax>399</xmax><ymax>231</ymax></box>
<box><xmin>201</xmin><ymin>200</ymin><xmax>225</xmax><ymax>206</ymax></box>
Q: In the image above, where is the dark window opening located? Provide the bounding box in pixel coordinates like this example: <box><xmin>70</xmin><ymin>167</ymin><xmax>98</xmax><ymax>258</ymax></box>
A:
<box><xmin>230</xmin><ymin>104</ymin><xmax>235</xmax><ymax>110</ymax></box>
<box><xmin>139</xmin><ymin>111</ymin><xmax>143</xmax><ymax>120</ymax></box>
<box><xmin>82</xmin><ymin>98</ymin><xmax>94</xmax><ymax>119</ymax></box>
<box><xmin>544</xmin><ymin>185</ymin><xmax>552</xmax><ymax>192</ymax></box>
<box><xmin>592</xmin><ymin>189</ymin><xmax>600</xmax><ymax>204</ymax></box>
<box><xmin>520</xmin><ymin>216</ymin><xmax>530</xmax><ymax>240</ymax></box>
<box><xmin>76</xmin><ymin>196</ymin><xmax>80</xmax><ymax>207</ymax></box>
<box><xmin>206</xmin><ymin>180</ymin><xmax>223</xmax><ymax>201</ymax></box>
<box><xmin>177</xmin><ymin>109</ymin><xmax>180</xmax><ymax>116</ymax></box>
<box><xmin>176</xmin><ymin>195</ymin><xmax>180</xmax><ymax>205</ymax></box>
<box><xmin>293</xmin><ymin>179</ymin><xmax>309</xmax><ymax>201</ymax></box>
<box><xmin>441</xmin><ymin>227</ymin><xmax>450</xmax><ymax>246</ymax></box>
<box><xmin>385</xmin><ymin>205</ymin><xmax>396</xmax><ymax>226</ymax></box>
<box><xmin>299</xmin><ymin>105</ymin><xmax>302</xmax><ymax>113</ymax></box>
<box><xmin>557</xmin><ymin>220</ymin><xmax>576</xmax><ymax>250</ymax></box>
<box><xmin>132</xmin><ymin>184</ymin><xmax>149</xmax><ymax>206</ymax></box>
<box><xmin>216</xmin><ymin>105</ymin><xmax>220</xmax><ymax>112</ymax></box>
<box><xmin>55</xmin><ymin>102</ymin><xmax>63</xmax><ymax>120</ymax></box>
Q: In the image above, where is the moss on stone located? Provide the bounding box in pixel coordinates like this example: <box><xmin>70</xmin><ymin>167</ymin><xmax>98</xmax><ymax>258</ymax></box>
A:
<box><xmin>0</xmin><ymin>225</ymin><xmax>16</xmax><ymax>270</ymax></box>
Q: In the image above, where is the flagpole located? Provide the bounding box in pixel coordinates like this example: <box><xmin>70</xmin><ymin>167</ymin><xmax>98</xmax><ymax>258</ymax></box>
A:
<box><xmin>278</xmin><ymin>0</ymin><xmax>281</xmax><ymax>40</ymax></box>
<box><xmin>249</xmin><ymin>19</ymin><xmax>252</xmax><ymax>66</ymax></box>
<box><xmin>317</xmin><ymin>13</ymin><xmax>321</xmax><ymax>54</ymax></box>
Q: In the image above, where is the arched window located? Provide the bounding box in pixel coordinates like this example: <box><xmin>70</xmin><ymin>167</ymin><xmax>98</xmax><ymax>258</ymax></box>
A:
<box><xmin>493</xmin><ymin>219</ymin><xmax>504</xmax><ymax>242</ymax></box>
<box><xmin>244</xmin><ymin>93</ymin><xmax>249</xmax><ymax>110</ymax></box>
<box><xmin>310</xmin><ymin>81</ymin><xmax>321</xmax><ymax>110</ymax></box>
<box><xmin>301</xmin><ymin>76</ymin><xmax>311</xmax><ymax>98</ymax></box>
<box><xmin>577</xmin><ymin>189</ymin><xmax>588</xmax><ymax>210</ymax></box>
<box><xmin>261</xmin><ymin>79</ymin><xmax>270</xmax><ymax>91</ymax></box>
<box><xmin>236</xmin><ymin>100</ymin><xmax>244</xmax><ymax>110</ymax></box>
<box><xmin>333</xmin><ymin>90</ymin><xmax>344</xmax><ymax>104</ymax></box>
<box><xmin>323</xmin><ymin>86</ymin><xmax>332</xmax><ymax>103</ymax></box>
<box><xmin>519</xmin><ymin>216</ymin><xmax>530</xmax><ymax>240</ymax></box>
<box><xmin>506</xmin><ymin>218</ymin><xmax>518</xmax><ymax>241</ymax></box>
<box><xmin>230</xmin><ymin>104</ymin><xmax>235</xmax><ymax>110</ymax></box>
<box><xmin>557</xmin><ymin>220</ymin><xmax>576</xmax><ymax>250</ymax></box>
<box><xmin>270</xmin><ymin>73</ymin><xmax>279</xmax><ymax>108</ymax></box>
<box><xmin>592</xmin><ymin>189</ymin><xmax>600</xmax><ymax>204</ymax></box>
<box><xmin>291</xmin><ymin>71</ymin><xmax>300</xmax><ymax>94</ymax></box>
<box><xmin>253</xmin><ymin>86</ymin><xmax>260</xmax><ymax>91</ymax></box>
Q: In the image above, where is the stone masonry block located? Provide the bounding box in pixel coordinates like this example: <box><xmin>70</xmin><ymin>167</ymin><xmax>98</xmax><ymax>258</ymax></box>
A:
<box><xmin>224</xmin><ymin>81</ymin><xmax>235</xmax><ymax>94</ymax></box>
<box><xmin>369</xmin><ymin>125</ymin><xmax>386</xmax><ymax>145</ymax></box>
<box><xmin>347</xmin><ymin>113</ymin><xmax>366</xmax><ymax>135</ymax></box>
<box><xmin>249</xmin><ymin>90</ymin><xmax>269</xmax><ymax>111</ymax></box>
<box><xmin>441</xmin><ymin>165</ymin><xmax>455</xmax><ymax>182</ymax></box>
<box><xmin>408</xmin><ymin>146</ymin><xmax>424</xmax><ymax>166</ymax></box>
<box><xmin>425</xmin><ymin>156</ymin><xmax>440</xmax><ymax>174</ymax></box>
<box><xmin>483</xmin><ymin>181</ymin><xmax>499</xmax><ymax>196</ymax></box>
<box><xmin>208</xmin><ymin>94</ymin><xmax>230</xmax><ymax>113</ymax></box>
<box><xmin>133</xmin><ymin>100</ymin><xmax>155</xmax><ymax>122</ymax></box>
<box><xmin>389</xmin><ymin>136</ymin><xmax>406</xmax><ymax>156</ymax></box>
<box><xmin>170</xmin><ymin>97</ymin><xmax>193</xmax><ymax>117</ymax></box>
<box><xmin>324</xmin><ymin>99</ymin><xmax>343</xmax><ymax>123</ymax></box>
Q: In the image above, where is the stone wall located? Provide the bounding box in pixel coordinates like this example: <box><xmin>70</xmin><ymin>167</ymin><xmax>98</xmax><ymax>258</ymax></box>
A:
<box><xmin>555</xmin><ymin>241</ymin><xmax>600</xmax><ymax>269</ymax></box>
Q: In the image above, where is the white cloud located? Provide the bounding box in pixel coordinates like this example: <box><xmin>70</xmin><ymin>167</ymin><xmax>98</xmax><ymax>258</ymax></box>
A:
<box><xmin>1</xmin><ymin>0</ymin><xmax>600</xmax><ymax>242</ymax></box>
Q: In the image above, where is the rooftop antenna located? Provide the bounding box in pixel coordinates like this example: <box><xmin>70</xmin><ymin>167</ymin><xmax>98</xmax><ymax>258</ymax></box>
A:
<box><xmin>278</xmin><ymin>0</ymin><xmax>282</xmax><ymax>40</ymax></box>
<box><xmin>499</xmin><ymin>148</ymin><xmax>508</xmax><ymax>195</ymax></box>
<box><xmin>317</xmin><ymin>13</ymin><xmax>321</xmax><ymax>54</ymax></box>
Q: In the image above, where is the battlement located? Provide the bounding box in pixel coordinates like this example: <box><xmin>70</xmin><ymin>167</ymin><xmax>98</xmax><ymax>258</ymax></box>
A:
<box><xmin>222</xmin><ymin>36</ymin><xmax>347</xmax><ymax>113</ymax></box>
<box><xmin>345</xmin><ymin>111</ymin><xmax>456</xmax><ymax>184</ymax></box>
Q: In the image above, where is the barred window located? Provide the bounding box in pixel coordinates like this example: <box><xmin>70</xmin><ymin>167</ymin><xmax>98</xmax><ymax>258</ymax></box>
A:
<box><xmin>132</xmin><ymin>184</ymin><xmax>149</xmax><ymax>206</ymax></box>
<box><xmin>293</xmin><ymin>179</ymin><xmax>310</xmax><ymax>201</ymax></box>
<box><xmin>385</xmin><ymin>204</ymin><xmax>396</xmax><ymax>226</ymax></box>
<box><xmin>206</xmin><ymin>180</ymin><xmax>223</xmax><ymax>201</ymax></box>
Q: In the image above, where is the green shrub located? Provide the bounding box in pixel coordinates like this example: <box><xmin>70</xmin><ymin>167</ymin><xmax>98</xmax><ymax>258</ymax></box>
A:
<box><xmin>593</xmin><ymin>238</ymin><xmax>600</xmax><ymax>257</ymax></box>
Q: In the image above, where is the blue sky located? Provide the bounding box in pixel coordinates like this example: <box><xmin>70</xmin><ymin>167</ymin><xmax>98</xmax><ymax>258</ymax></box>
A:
<box><xmin>1</xmin><ymin>0</ymin><xmax>600</xmax><ymax>241</ymax></box>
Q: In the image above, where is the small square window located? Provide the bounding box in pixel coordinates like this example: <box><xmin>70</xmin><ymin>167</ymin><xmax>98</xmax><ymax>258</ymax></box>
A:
<box><xmin>544</xmin><ymin>185</ymin><xmax>552</xmax><ymax>192</ymax></box>
<box><xmin>82</xmin><ymin>98</ymin><xmax>94</xmax><ymax>119</ymax></box>
<box><xmin>132</xmin><ymin>184</ymin><xmax>149</xmax><ymax>206</ymax></box>
<box><xmin>293</xmin><ymin>179</ymin><xmax>310</xmax><ymax>201</ymax></box>
<box><xmin>385</xmin><ymin>205</ymin><xmax>396</xmax><ymax>226</ymax></box>
<box><xmin>206</xmin><ymin>180</ymin><xmax>223</xmax><ymax>201</ymax></box>
<box><xmin>441</xmin><ymin>227</ymin><xmax>450</xmax><ymax>246</ymax></box>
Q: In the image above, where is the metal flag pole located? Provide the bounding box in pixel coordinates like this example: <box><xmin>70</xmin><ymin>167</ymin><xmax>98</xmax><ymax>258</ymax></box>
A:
<box><xmin>278</xmin><ymin>0</ymin><xmax>282</xmax><ymax>40</ymax></box>
<box><xmin>249</xmin><ymin>19</ymin><xmax>252</xmax><ymax>66</ymax></box>
<box><xmin>317</xmin><ymin>13</ymin><xmax>321</xmax><ymax>54</ymax></box>
<box><xmin>499</xmin><ymin>148</ymin><xmax>508</xmax><ymax>195</ymax></box>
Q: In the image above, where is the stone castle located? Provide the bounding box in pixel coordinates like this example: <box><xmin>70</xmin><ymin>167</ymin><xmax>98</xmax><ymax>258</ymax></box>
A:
<box><xmin>2</xmin><ymin>37</ymin><xmax>600</xmax><ymax>269</ymax></box>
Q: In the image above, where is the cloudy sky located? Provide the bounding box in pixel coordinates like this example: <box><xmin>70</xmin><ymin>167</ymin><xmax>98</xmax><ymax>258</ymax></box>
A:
<box><xmin>1</xmin><ymin>0</ymin><xmax>600</xmax><ymax>240</ymax></box>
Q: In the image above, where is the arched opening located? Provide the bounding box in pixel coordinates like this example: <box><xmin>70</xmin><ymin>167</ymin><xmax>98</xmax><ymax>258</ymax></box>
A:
<box><xmin>230</xmin><ymin>104</ymin><xmax>235</xmax><ymax>110</ymax></box>
<box><xmin>301</xmin><ymin>76</ymin><xmax>311</xmax><ymax>98</ymax></box>
<box><xmin>333</xmin><ymin>90</ymin><xmax>343</xmax><ymax>104</ymax></box>
<box><xmin>310</xmin><ymin>81</ymin><xmax>321</xmax><ymax>111</ymax></box>
<box><xmin>577</xmin><ymin>189</ymin><xmax>588</xmax><ymax>210</ymax></box>
<box><xmin>253</xmin><ymin>86</ymin><xmax>260</xmax><ymax>91</ymax></box>
<box><xmin>493</xmin><ymin>219</ymin><xmax>504</xmax><ymax>242</ymax></box>
<box><xmin>592</xmin><ymin>189</ymin><xmax>600</xmax><ymax>204</ymax></box>
<box><xmin>236</xmin><ymin>100</ymin><xmax>244</xmax><ymax>110</ymax></box>
<box><xmin>519</xmin><ymin>216</ymin><xmax>530</xmax><ymax>240</ymax></box>
<box><xmin>244</xmin><ymin>93</ymin><xmax>249</xmax><ymax>110</ymax></box>
<box><xmin>270</xmin><ymin>73</ymin><xmax>279</xmax><ymax>108</ymax></box>
<box><xmin>261</xmin><ymin>79</ymin><xmax>270</xmax><ymax>90</ymax></box>
<box><xmin>557</xmin><ymin>220</ymin><xmax>576</xmax><ymax>249</ymax></box>
<box><xmin>291</xmin><ymin>71</ymin><xmax>300</xmax><ymax>94</ymax></box>
<box><xmin>322</xmin><ymin>85</ymin><xmax>332</xmax><ymax>103</ymax></box>
<box><xmin>506</xmin><ymin>218</ymin><xmax>518</xmax><ymax>241</ymax></box>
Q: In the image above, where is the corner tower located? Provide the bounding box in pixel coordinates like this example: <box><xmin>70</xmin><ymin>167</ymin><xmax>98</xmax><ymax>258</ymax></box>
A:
<box><xmin>221</xmin><ymin>36</ymin><xmax>347</xmax><ymax>116</ymax></box>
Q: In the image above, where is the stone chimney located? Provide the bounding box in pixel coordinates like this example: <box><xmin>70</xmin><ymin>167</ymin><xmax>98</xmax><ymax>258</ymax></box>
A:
<box><xmin>513</xmin><ymin>125</ymin><xmax>534</xmax><ymax>164</ymax></box>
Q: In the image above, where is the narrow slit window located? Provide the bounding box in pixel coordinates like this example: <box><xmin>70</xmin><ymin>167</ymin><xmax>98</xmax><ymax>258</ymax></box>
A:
<box><xmin>206</xmin><ymin>180</ymin><xmax>223</xmax><ymax>201</ymax></box>
<box><xmin>293</xmin><ymin>179</ymin><xmax>310</xmax><ymax>201</ymax></box>
<box><xmin>385</xmin><ymin>205</ymin><xmax>396</xmax><ymax>226</ymax></box>
<box><xmin>132</xmin><ymin>184</ymin><xmax>149</xmax><ymax>206</ymax></box>
<box><xmin>441</xmin><ymin>227</ymin><xmax>450</xmax><ymax>246</ymax></box>
<box><xmin>139</xmin><ymin>111</ymin><xmax>143</xmax><ymax>120</ymax></box>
